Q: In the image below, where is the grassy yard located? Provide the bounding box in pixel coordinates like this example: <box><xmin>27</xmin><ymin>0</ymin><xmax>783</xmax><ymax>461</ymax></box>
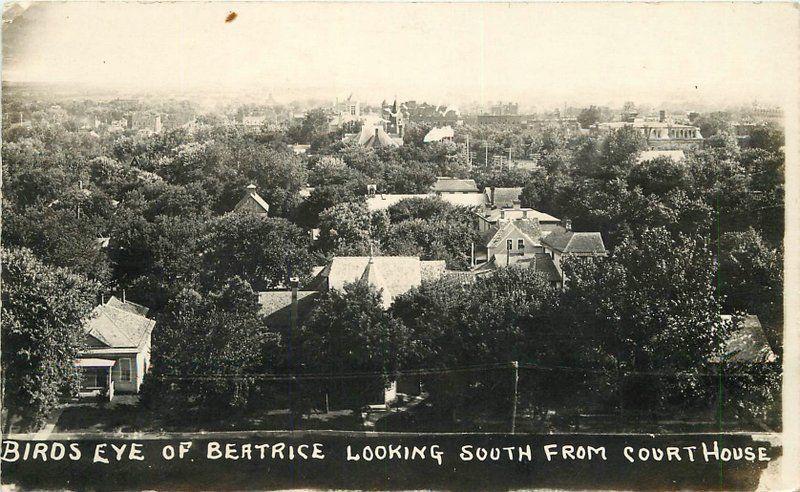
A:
<box><xmin>54</xmin><ymin>395</ymin><xmax>366</xmax><ymax>433</ymax></box>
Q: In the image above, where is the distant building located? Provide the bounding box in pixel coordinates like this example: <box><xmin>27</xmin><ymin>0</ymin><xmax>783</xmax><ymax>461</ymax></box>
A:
<box><xmin>331</xmin><ymin>97</ymin><xmax>362</xmax><ymax>128</ymax></box>
<box><xmin>381</xmin><ymin>99</ymin><xmax>406</xmax><ymax>139</ymax></box>
<box><xmin>489</xmin><ymin>102</ymin><xmax>519</xmax><ymax>116</ymax></box>
<box><xmin>76</xmin><ymin>296</ymin><xmax>155</xmax><ymax>400</ymax></box>
<box><xmin>471</xmin><ymin>209</ymin><xmax>605</xmax><ymax>288</ymax></box>
<box><xmin>344</xmin><ymin>125</ymin><xmax>403</xmax><ymax>148</ymax></box>
<box><xmin>234</xmin><ymin>184</ymin><xmax>270</xmax><ymax>215</ymax></box>
<box><xmin>592</xmin><ymin>112</ymin><xmax>704</xmax><ymax>150</ymax></box>
<box><xmin>423</xmin><ymin>126</ymin><xmax>455</xmax><ymax>143</ymax></box>
<box><xmin>430</xmin><ymin>177</ymin><xmax>479</xmax><ymax>195</ymax></box>
<box><xmin>128</xmin><ymin>112</ymin><xmax>163</xmax><ymax>133</ymax></box>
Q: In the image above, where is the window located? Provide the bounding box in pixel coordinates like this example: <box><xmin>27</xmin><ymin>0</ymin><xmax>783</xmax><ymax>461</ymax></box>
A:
<box><xmin>517</xmin><ymin>239</ymin><xmax>525</xmax><ymax>250</ymax></box>
<box><xmin>112</xmin><ymin>358</ymin><xmax>132</xmax><ymax>382</ymax></box>
<box><xmin>506</xmin><ymin>239</ymin><xmax>513</xmax><ymax>250</ymax></box>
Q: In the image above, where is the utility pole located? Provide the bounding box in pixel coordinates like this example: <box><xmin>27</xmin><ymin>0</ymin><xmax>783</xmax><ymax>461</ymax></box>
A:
<box><xmin>511</xmin><ymin>361</ymin><xmax>519</xmax><ymax>434</ymax></box>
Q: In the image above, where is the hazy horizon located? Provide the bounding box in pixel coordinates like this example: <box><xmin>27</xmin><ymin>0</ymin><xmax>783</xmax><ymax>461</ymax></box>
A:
<box><xmin>3</xmin><ymin>2</ymin><xmax>797</xmax><ymax>110</ymax></box>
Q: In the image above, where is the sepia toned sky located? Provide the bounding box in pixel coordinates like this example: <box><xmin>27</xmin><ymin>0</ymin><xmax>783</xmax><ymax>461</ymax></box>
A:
<box><xmin>2</xmin><ymin>1</ymin><xmax>798</xmax><ymax>108</ymax></box>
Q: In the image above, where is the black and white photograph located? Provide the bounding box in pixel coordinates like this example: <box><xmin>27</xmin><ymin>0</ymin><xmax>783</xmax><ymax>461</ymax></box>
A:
<box><xmin>1</xmin><ymin>1</ymin><xmax>798</xmax><ymax>490</ymax></box>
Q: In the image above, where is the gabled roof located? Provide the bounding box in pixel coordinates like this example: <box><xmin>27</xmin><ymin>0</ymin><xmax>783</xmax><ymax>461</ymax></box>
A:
<box><xmin>431</xmin><ymin>177</ymin><xmax>479</xmax><ymax>193</ymax></box>
<box><xmin>541</xmin><ymin>231</ymin><xmax>606</xmax><ymax>254</ymax></box>
<box><xmin>234</xmin><ymin>185</ymin><xmax>270</xmax><ymax>214</ymax></box>
<box><xmin>324</xmin><ymin>256</ymin><xmax>423</xmax><ymax>308</ymax></box>
<box><xmin>483</xmin><ymin>219</ymin><xmax>541</xmax><ymax>248</ymax></box>
<box><xmin>83</xmin><ymin>303</ymin><xmax>155</xmax><ymax>350</ymax></box>
<box><xmin>354</xmin><ymin>126</ymin><xmax>401</xmax><ymax>148</ymax></box>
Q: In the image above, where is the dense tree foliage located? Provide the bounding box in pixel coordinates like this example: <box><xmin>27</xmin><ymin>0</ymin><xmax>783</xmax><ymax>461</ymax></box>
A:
<box><xmin>2</xmin><ymin>248</ymin><xmax>99</xmax><ymax>430</ymax></box>
<box><xmin>141</xmin><ymin>278</ymin><xmax>281</xmax><ymax>417</ymax></box>
<box><xmin>2</xmin><ymin>95</ymin><xmax>784</xmax><ymax>430</ymax></box>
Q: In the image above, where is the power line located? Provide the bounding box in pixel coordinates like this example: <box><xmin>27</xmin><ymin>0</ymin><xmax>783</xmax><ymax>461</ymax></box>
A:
<box><xmin>157</xmin><ymin>359</ymin><xmax>773</xmax><ymax>382</ymax></box>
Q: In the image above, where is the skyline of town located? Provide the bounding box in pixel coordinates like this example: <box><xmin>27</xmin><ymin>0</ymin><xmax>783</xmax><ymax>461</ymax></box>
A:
<box><xmin>3</xmin><ymin>2</ymin><xmax>796</xmax><ymax>108</ymax></box>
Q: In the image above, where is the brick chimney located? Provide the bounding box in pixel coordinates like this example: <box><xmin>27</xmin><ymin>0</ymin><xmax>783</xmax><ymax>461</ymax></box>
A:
<box><xmin>490</xmin><ymin>186</ymin><xmax>496</xmax><ymax>207</ymax></box>
<box><xmin>659</xmin><ymin>110</ymin><xmax>666</xmax><ymax>123</ymax></box>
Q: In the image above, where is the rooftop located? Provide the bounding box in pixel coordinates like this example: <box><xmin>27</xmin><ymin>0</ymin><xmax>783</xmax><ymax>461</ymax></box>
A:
<box><xmin>431</xmin><ymin>177</ymin><xmax>479</xmax><ymax>193</ymax></box>
<box><xmin>349</xmin><ymin>125</ymin><xmax>402</xmax><ymax>148</ymax></box>
<box><xmin>481</xmin><ymin>207</ymin><xmax>560</xmax><ymax>224</ymax></box>
<box><xmin>482</xmin><ymin>218</ymin><xmax>542</xmax><ymax>248</ymax></box>
<box><xmin>423</xmin><ymin>126</ymin><xmax>455</xmax><ymax>143</ymax></box>
<box><xmin>323</xmin><ymin>256</ymin><xmax>426</xmax><ymax>308</ymax></box>
<box><xmin>541</xmin><ymin>231</ymin><xmax>606</xmax><ymax>254</ymax></box>
<box><xmin>258</xmin><ymin>290</ymin><xmax>320</xmax><ymax>330</ymax></box>
<box><xmin>83</xmin><ymin>302</ymin><xmax>155</xmax><ymax>350</ymax></box>
<box><xmin>234</xmin><ymin>184</ymin><xmax>270</xmax><ymax>214</ymax></box>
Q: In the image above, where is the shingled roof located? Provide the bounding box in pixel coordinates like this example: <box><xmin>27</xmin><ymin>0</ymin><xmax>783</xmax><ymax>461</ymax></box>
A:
<box><xmin>324</xmin><ymin>256</ymin><xmax>424</xmax><ymax>308</ymax></box>
<box><xmin>541</xmin><ymin>231</ymin><xmax>606</xmax><ymax>254</ymax></box>
<box><xmin>234</xmin><ymin>184</ymin><xmax>270</xmax><ymax>214</ymax></box>
<box><xmin>258</xmin><ymin>290</ymin><xmax>319</xmax><ymax>331</ymax></box>
<box><xmin>354</xmin><ymin>126</ymin><xmax>401</xmax><ymax>148</ymax></box>
<box><xmin>531</xmin><ymin>252</ymin><xmax>561</xmax><ymax>282</ymax></box>
<box><xmin>483</xmin><ymin>218</ymin><xmax>542</xmax><ymax>248</ymax></box>
<box><xmin>83</xmin><ymin>303</ymin><xmax>155</xmax><ymax>350</ymax></box>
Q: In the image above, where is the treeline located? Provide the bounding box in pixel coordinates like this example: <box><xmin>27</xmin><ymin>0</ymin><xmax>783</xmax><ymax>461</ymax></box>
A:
<box><xmin>1</xmin><ymin>101</ymin><xmax>784</xmax><ymax>430</ymax></box>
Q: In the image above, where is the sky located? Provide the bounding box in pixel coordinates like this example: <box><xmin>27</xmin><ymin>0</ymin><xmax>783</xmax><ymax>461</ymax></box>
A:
<box><xmin>2</xmin><ymin>2</ymin><xmax>798</xmax><ymax>109</ymax></box>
